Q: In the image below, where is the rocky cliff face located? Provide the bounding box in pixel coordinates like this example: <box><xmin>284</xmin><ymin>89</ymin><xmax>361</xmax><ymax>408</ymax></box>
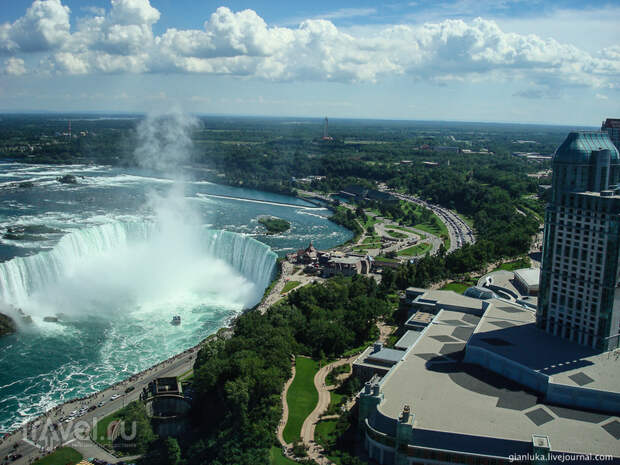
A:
<box><xmin>0</xmin><ymin>313</ymin><xmax>16</xmax><ymax>336</ymax></box>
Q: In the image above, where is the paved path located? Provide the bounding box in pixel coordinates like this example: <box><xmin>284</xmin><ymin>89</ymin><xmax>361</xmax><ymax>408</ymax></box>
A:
<box><xmin>300</xmin><ymin>356</ymin><xmax>357</xmax><ymax>465</ymax></box>
<box><xmin>258</xmin><ymin>262</ymin><xmax>323</xmax><ymax>314</ymax></box>
<box><xmin>258</xmin><ymin>261</ymin><xmax>293</xmax><ymax>314</ymax></box>
<box><xmin>276</xmin><ymin>358</ymin><xmax>296</xmax><ymax>449</ymax></box>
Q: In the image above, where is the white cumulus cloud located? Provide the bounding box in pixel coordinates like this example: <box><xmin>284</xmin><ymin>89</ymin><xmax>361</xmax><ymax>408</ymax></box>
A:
<box><xmin>3</xmin><ymin>57</ymin><xmax>27</xmax><ymax>75</ymax></box>
<box><xmin>1</xmin><ymin>0</ymin><xmax>619</xmax><ymax>94</ymax></box>
<box><xmin>0</xmin><ymin>0</ymin><xmax>70</xmax><ymax>54</ymax></box>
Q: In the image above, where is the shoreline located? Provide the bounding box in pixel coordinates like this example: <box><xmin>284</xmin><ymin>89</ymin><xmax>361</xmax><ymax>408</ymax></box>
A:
<box><xmin>0</xmin><ymin>250</ymin><xmax>280</xmax><ymax>441</ymax></box>
<box><xmin>0</xmin><ymin>323</ymin><xmax>232</xmax><ymax>440</ymax></box>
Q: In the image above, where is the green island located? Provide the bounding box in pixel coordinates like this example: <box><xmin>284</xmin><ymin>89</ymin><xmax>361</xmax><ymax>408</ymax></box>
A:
<box><xmin>258</xmin><ymin>216</ymin><xmax>291</xmax><ymax>234</ymax></box>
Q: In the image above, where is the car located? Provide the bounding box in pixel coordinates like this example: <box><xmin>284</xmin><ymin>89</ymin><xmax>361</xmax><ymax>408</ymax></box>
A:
<box><xmin>110</xmin><ymin>394</ymin><xmax>120</xmax><ymax>400</ymax></box>
<box><xmin>97</xmin><ymin>401</ymin><xmax>106</xmax><ymax>407</ymax></box>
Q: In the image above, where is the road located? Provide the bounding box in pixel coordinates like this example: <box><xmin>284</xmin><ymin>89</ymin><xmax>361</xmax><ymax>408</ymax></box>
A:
<box><xmin>388</xmin><ymin>191</ymin><xmax>475</xmax><ymax>253</ymax></box>
<box><xmin>0</xmin><ymin>349</ymin><xmax>196</xmax><ymax>465</ymax></box>
<box><xmin>371</xmin><ymin>217</ymin><xmax>440</xmax><ymax>257</ymax></box>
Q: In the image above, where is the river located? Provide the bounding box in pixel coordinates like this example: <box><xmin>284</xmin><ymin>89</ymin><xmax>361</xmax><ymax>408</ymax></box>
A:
<box><xmin>0</xmin><ymin>162</ymin><xmax>352</xmax><ymax>431</ymax></box>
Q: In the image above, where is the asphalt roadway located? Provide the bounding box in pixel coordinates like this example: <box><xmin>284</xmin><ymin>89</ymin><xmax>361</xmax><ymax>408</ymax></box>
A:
<box><xmin>0</xmin><ymin>348</ymin><xmax>196</xmax><ymax>465</ymax></box>
<box><xmin>388</xmin><ymin>191</ymin><xmax>475</xmax><ymax>252</ymax></box>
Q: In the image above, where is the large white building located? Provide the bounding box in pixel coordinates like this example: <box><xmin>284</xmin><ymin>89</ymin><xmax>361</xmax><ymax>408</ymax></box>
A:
<box><xmin>537</xmin><ymin>131</ymin><xmax>620</xmax><ymax>350</ymax></box>
<box><xmin>357</xmin><ymin>291</ymin><xmax>620</xmax><ymax>465</ymax></box>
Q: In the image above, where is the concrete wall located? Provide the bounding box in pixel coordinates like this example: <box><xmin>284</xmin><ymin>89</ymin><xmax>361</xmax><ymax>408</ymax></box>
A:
<box><xmin>365</xmin><ymin>434</ymin><xmax>395</xmax><ymax>465</ymax></box>
<box><xmin>146</xmin><ymin>396</ymin><xmax>191</xmax><ymax>418</ymax></box>
<box><xmin>465</xmin><ymin>345</ymin><xmax>620</xmax><ymax>414</ymax></box>
<box><xmin>546</xmin><ymin>382</ymin><xmax>620</xmax><ymax>414</ymax></box>
<box><xmin>464</xmin><ymin>345</ymin><xmax>549</xmax><ymax>393</ymax></box>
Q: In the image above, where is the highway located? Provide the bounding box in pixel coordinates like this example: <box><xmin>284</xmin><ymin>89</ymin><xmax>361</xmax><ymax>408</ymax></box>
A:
<box><xmin>388</xmin><ymin>191</ymin><xmax>475</xmax><ymax>253</ymax></box>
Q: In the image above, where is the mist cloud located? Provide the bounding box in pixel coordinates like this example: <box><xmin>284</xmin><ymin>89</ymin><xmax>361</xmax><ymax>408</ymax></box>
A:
<box><xmin>133</xmin><ymin>111</ymin><xmax>199</xmax><ymax>172</ymax></box>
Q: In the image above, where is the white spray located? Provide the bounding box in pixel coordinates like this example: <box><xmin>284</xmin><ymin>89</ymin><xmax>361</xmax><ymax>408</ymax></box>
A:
<box><xmin>1</xmin><ymin>111</ymin><xmax>269</xmax><ymax>322</ymax></box>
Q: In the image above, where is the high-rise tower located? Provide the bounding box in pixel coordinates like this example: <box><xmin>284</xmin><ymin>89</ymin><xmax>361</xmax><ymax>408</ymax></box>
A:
<box><xmin>538</xmin><ymin>131</ymin><xmax>620</xmax><ymax>350</ymax></box>
<box><xmin>602</xmin><ymin>118</ymin><xmax>620</xmax><ymax>152</ymax></box>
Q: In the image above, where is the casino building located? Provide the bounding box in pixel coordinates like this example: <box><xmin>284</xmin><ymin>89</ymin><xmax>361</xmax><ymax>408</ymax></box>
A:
<box><xmin>537</xmin><ymin>131</ymin><xmax>620</xmax><ymax>350</ymax></box>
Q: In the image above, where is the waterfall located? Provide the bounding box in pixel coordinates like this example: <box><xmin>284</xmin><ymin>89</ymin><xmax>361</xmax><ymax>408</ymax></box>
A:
<box><xmin>0</xmin><ymin>221</ymin><xmax>277</xmax><ymax>308</ymax></box>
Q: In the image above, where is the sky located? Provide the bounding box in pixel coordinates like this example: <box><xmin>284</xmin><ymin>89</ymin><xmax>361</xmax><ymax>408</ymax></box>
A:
<box><xmin>0</xmin><ymin>0</ymin><xmax>618</xmax><ymax>125</ymax></box>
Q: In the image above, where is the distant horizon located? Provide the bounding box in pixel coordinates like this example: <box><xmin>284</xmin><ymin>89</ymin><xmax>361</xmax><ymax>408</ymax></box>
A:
<box><xmin>1</xmin><ymin>0</ymin><xmax>618</xmax><ymax>126</ymax></box>
<box><xmin>0</xmin><ymin>110</ymin><xmax>604</xmax><ymax>129</ymax></box>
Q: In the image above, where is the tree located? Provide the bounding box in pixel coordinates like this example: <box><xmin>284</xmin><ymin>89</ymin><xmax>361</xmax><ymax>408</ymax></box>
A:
<box><xmin>165</xmin><ymin>437</ymin><xmax>181</xmax><ymax>465</ymax></box>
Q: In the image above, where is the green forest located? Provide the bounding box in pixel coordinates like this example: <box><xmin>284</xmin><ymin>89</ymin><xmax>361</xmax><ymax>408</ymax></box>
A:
<box><xmin>133</xmin><ymin>276</ymin><xmax>390</xmax><ymax>465</ymax></box>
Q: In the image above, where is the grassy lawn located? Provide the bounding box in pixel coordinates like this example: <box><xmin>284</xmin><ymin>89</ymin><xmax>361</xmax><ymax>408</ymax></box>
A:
<box><xmin>374</xmin><ymin>255</ymin><xmax>399</xmax><ymax>263</ymax></box>
<box><xmin>385</xmin><ymin>229</ymin><xmax>408</xmax><ymax>239</ymax></box>
<box><xmin>92</xmin><ymin>407</ymin><xmax>127</xmax><ymax>446</ymax></box>
<box><xmin>342</xmin><ymin>337</ymin><xmax>374</xmax><ymax>357</ymax></box>
<box><xmin>362</xmin><ymin>215</ymin><xmax>380</xmax><ymax>229</ymax></box>
<box><xmin>315</xmin><ymin>419</ymin><xmax>339</xmax><ymax>449</ymax></box>
<box><xmin>270</xmin><ymin>446</ymin><xmax>298</xmax><ymax>465</ymax></box>
<box><xmin>178</xmin><ymin>368</ymin><xmax>194</xmax><ymax>382</ymax></box>
<box><xmin>362</xmin><ymin>235</ymin><xmax>381</xmax><ymax>244</ymax></box>
<box><xmin>330</xmin><ymin>390</ymin><xmax>345</xmax><ymax>408</ymax></box>
<box><xmin>281</xmin><ymin>280</ymin><xmax>301</xmax><ymax>294</ymax></box>
<box><xmin>440</xmin><ymin>282</ymin><xmax>471</xmax><ymax>294</ymax></box>
<box><xmin>283</xmin><ymin>357</ymin><xmax>320</xmax><ymax>444</ymax></box>
<box><xmin>33</xmin><ymin>447</ymin><xmax>82</xmax><ymax>465</ymax></box>
<box><xmin>399</xmin><ymin>242</ymin><xmax>432</xmax><ymax>257</ymax></box>
<box><xmin>494</xmin><ymin>257</ymin><xmax>531</xmax><ymax>272</ymax></box>
<box><xmin>411</xmin><ymin>221</ymin><xmax>445</xmax><ymax>237</ymax></box>
<box><xmin>326</xmin><ymin>365</ymin><xmax>351</xmax><ymax>387</ymax></box>
<box><xmin>459</xmin><ymin>213</ymin><xmax>475</xmax><ymax>229</ymax></box>
<box><xmin>388</xmin><ymin>225</ymin><xmax>421</xmax><ymax>236</ymax></box>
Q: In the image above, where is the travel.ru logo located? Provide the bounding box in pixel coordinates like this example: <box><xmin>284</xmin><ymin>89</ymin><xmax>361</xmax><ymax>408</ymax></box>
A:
<box><xmin>22</xmin><ymin>417</ymin><xmax>138</xmax><ymax>451</ymax></box>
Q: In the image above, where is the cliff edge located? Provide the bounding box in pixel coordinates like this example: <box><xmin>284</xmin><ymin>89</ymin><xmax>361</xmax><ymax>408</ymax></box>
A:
<box><xmin>0</xmin><ymin>313</ymin><xmax>16</xmax><ymax>336</ymax></box>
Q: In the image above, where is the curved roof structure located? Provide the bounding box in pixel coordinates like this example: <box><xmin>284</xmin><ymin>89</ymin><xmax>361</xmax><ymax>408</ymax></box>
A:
<box><xmin>553</xmin><ymin>131</ymin><xmax>619</xmax><ymax>164</ymax></box>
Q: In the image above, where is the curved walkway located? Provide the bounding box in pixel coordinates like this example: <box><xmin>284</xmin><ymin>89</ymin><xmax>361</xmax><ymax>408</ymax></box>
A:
<box><xmin>258</xmin><ymin>261</ymin><xmax>293</xmax><ymax>314</ymax></box>
<box><xmin>300</xmin><ymin>356</ymin><xmax>357</xmax><ymax>465</ymax></box>
<box><xmin>276</xmin><ymin>357</ymin><xmax>296</xmax><ymax>449</ymax></box>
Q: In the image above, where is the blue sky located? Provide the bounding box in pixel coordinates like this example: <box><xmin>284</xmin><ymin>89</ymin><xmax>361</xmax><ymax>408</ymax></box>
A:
<box><xmin>0</xmin><ymin>0</ymin><xmax>619</xmax><ymax>125</ymax></box>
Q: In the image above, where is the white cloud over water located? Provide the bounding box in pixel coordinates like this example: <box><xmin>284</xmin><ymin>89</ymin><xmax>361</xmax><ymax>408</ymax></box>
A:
<box><xmin>1</xmin><ymin>0</ymin><xmax>619</xmax><ymax>93</ymax></box>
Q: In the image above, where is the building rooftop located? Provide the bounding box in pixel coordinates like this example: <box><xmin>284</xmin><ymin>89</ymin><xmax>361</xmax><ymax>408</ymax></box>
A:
<box><xmin>469</xmin><ymin>302</ymin><xmax>620</xmax><ymax>394</ymax></box>
<box><xmin>367</xmin><ymin>347</ymin><xmax>405</xmax><ymax>365</ymax></box>
<box><xmin>330</xmin><ymin>256</ymin><xmax>362</xmax><ymax>265</ymax></box>
<box><xmin>463</xmin><ymin>286</ymin><xmax>497</xmax><ymax>300</ymax></box>
<box><xmin>405</xmin><ymin>311</ymin><xmax>435</xmax><ymax>328</ymax></box>
<box><xmin>377</xmin><ymin>306</ymin><xmax>620</xmax><ymax>457</ymax></box>
<box><xmin>394</xmin><ymin>330</ymin><xmax>422</xmax><ymax>350</ymax></box>
<box><xmin>513</xmin><ymin>268</ymin><xmax>540</xmax><ymax>287</ymax></box>
<box><xmin>554</xmin><ymin>131</ymin><xmax>619</xmax><ymax>164</ymax></box>
<box><xmin>603</xmin><ymin>118</ymin><xmax>620</xmax><ymax>129</ymax></box>
<box><xmin>412</xmin><ymin>289</ymin><xmax>487</xmax><ymax>313</ymax></box>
